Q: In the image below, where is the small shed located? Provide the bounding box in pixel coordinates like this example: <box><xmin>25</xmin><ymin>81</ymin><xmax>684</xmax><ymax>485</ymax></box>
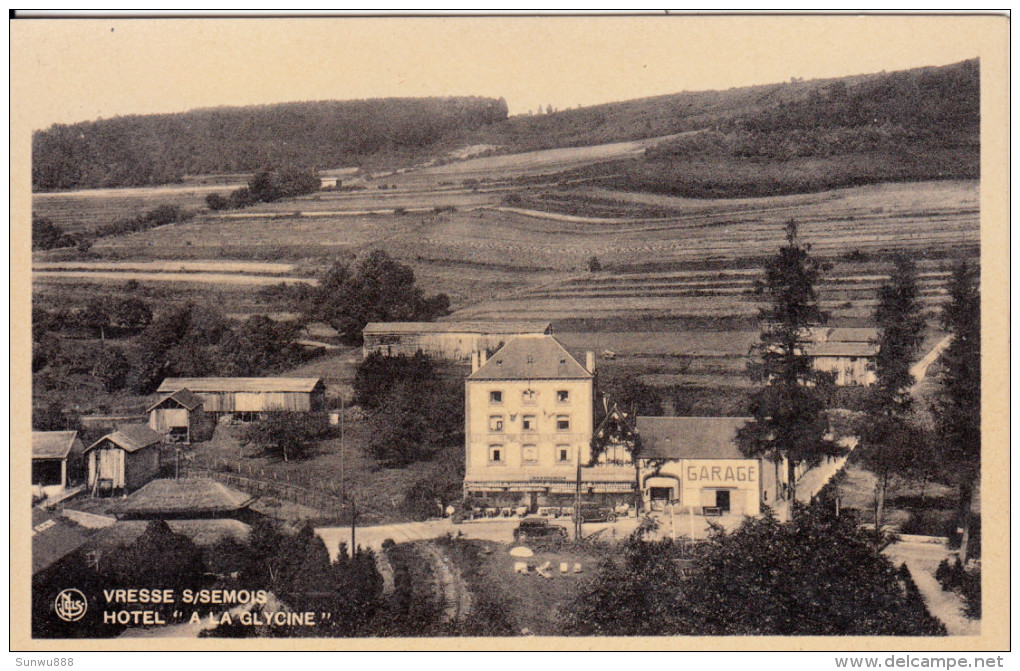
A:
<box><xmin>147</xmin><ymin>388</ymin><xmax>213</xmax><ymax>443</ymax></box>
<box><xmin>32</xmin><ymin>431</ymin><xmax>85</xmax><ymax>497</ymax></box>
<box><xmin>84</xmin><ymin>425</ymin><xmax>163</xmax><ymax>495</ymax></box>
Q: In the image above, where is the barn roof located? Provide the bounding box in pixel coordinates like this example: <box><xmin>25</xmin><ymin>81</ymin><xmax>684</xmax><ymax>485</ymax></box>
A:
<box><xmin>636</xmin><ymin>417</ymin><xmax>752</xmax><ymax>460</ymax></box>
<box><xmin>146</xmin><ymin>388</ymin><xmax>204</xmax><ymax>412</ymax></box>
<box><xmin>115</xmin><ymin>478</ymin><xmax>253</xmax><ymax>518</ymax></box>
<box><xmin>90</xmin><ymin>519</ymin><xmax>251</xmax><ymax>549</ymax></box>
<box><xmin>32</xmin><ymin>431</ymin><xmax>81</xmax><ymax>460</ymax></box>
<box><xmin>157</xmin><ymin>377</ymin><xmax>324</xmax><ymax>394</ymax></box>
<box><xmin>32</xmin><ymin>509</ymin><xmax>90</xmax><ymax>574</ymax></box>
<box><xmin>804</xmin><ymin>327</ymin><xmax>879</xmax><ymax>343</ymax></box>
<box><xmin>802</xmin><ymin>342</ymin><xmax>879</xmax><ymax>358</ymax></box>
<box><xmin>363</xmin><ymin>321</ymin><xmax>551</xmax><ymax>335</ymax></box>
<box><xmin>468</xmin><ymin>335</ymin><xmax>592</xmax><ymax>381</ymax></box>
<box><xmin>85</xmin><ymin>424</ymin><xmax>162</xmax><ymax>453</ymax></box>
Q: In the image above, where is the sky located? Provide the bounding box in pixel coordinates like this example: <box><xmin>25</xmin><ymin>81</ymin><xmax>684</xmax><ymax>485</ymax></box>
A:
<box><xmin>11</xmin><ymin>15</ymin><xmax>988</xmax><ymax>131</ymax></box>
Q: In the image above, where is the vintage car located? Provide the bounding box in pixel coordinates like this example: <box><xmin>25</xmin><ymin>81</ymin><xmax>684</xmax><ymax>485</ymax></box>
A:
<box><xmin>513</xmin><ymin>518</ymin><xmax>569</xmax><ymax>544</ymax></box>
<box><xmin>575</xmin><ymin>502</ymin><xmax>618</xmax><ymax>523</ymax></box>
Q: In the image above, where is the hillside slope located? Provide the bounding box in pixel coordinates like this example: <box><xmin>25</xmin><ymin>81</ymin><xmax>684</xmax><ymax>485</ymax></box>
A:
<box><xmin>32</xmin><ymin>97</ymin><xmax>508</xmax><ymax>191</ymax></box>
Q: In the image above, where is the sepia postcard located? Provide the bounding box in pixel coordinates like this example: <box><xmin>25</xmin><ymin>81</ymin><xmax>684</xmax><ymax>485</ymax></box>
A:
<box><xmin>9</xmin><ymin>13</ymin><xmax>1010</xmax><ymax>653</ymax></box>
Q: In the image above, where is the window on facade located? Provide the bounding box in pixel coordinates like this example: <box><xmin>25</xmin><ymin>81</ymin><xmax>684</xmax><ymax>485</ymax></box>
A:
<box><xmin>522</xmin><ymin>415</ymin><xmax>536</xmax><ymax>431</ymax></box>
<box><xmin>488</xmin><ymin>446</ymin><xmax>503</xmax><ymax>463</ymax></box>
<box><xmin>522</xmin><ymin>389</ymin><xmax>536</xmax><ymax>404</ymax></box>
<box><xmin>521</xmin><ymin>445</ymin><xmax>538</xmax><ymax>464</ymax></box>
<box><xmin>489</xmin><ymin>415</ymin><xmax>504</xmax><ymax>432</ymax></box>
<box><xmin>557</xmin><ymin>445</ymin><xmax>571</xmax><ymax>462</ymax></box>
<box><xmin>556</xmin><ymin>415</ymin><xmax>570</xmax><ymax>431</ymax></box>
<box><xmin>489</xmin><ymin>390</ymin><xmax>502</xmax><ymax>404</ymax></box>
<box><xmin>556</xmin><ymin>390</ymin><xmax>569</xmax><ymax>403</ymax></box>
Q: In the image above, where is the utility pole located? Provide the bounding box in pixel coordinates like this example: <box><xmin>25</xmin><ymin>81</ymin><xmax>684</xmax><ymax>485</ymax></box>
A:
<box><xmin>574</xmin><ymin>449</ymin><xmax>582</xmax><ymax>543</ymax></box>
<box><xmin>340</xmin><ymin>395</ymin><xmax>346</xmax><ymax>503</ymax></box>
<box><xmin>349</xmin><ymin>496</ymin><xmax>358</xmax><ymax>559</ymax></box>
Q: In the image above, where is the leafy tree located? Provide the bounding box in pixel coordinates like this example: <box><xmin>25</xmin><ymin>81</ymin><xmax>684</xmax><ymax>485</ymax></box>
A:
<box><xmin>308</xmin><ymin>250</ymin><xmax>450</xmax><ymax>344</ymax></box>
<box><xmin>597</xmin><ymin>374</ymin><xmax>664</xmax><ymax>420</ymax></box>
<box><xmin>858</xmin><ymin>416</ymin><xmax>929</xmax><ymax>528</ymax></box>
<box><xmin>564</xmin><ymin>507</ymin><xmax>946</xmax><ymax>636</ymax></box>
<box><xmin>933</xmin><ymin>259</ymin><xmax>980</xmax><ymax>560</ymax></box>
<box><xmin>110</xmin><ymin>297</ymin><xmax>153</xmax><ymax>332</ymax></box>
<box><xmin>218</xmin><ymin>314</ymin><xmax>301</xmax><ymax>376</ymax></box>
<box><xmin>367</xmin><ymin>375</ymin><xmax>465</xmax><ymax>468</ymax></box>
<box><xmin>562</xmin><ymin>536</ymin><xmax>688</xmax><ymax>636</ymax></box>
<box><xmin>205</xmin><ymin>193</ymin><xmax>230</xmax><ymax>210</ymax></box>
<box><xmin>680</xmin><ymin>507</ymin><xmax>946</xmax><ymax>635</ymax></box>
<box><xmin>240</xmin><ymin>411</ymin><xmax>331</xmax><ymax>462</ymax></box>
<box><xmin>32</xmin><ymin>215</ymin><xmax>73</xmax><ymax>250</ymax></box>
<box><xmin>215</xmin><ymin>520</ymin><xmax>383</xmax><ymax>637</ymax></box>
<box><xmin>402</xmin><ymin>446</ymin><xmax>465</xmax><ymax>519</ymax></box>
<box><xmin>737</xmin><ymin>220</ymin><xmax>842</xmax><ymax>510</ymax></box>
<box><xmin>101</xmin><ymin>520</ymin><xmax>206</xmax><ymax>620</ymax></box>
<box><xmin>586</xmin><ymin>255</ymin><xmax>602</xmax><ymax>272</ymax></box>
<box><xmin>32</xmin><ymin>400</ymin><xmax>81</xmax><ymax>432</ymax></box>
<box><xmin>78</xmin><ymin>297</ymin><xmax>112</xmax><ymax>340</ymax></box>
<box><xmin>353</xmin><ymin>352</ymin><xmax>436</xmax><ymax>410</ymax></box>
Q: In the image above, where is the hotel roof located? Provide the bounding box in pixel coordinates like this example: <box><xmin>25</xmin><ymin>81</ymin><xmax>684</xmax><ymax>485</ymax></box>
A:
<box><xmin>468</xmin><ymin>335</ymin><xmax>592</xmax><ymax>381</ymax></box>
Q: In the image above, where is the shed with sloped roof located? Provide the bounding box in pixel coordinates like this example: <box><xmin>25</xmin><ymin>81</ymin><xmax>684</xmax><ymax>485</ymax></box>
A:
<box><xmin>84</xmin><ymin>424</ymin><xmax>164</xmax><ymax>494</ymax></box>
<box><xmin>32</xmin><ymin>431</ymin><xmax>85</xmax><ymax>494</ymax></box>
<box><xmin>147</xmin><ymin>388</ymin><xmax>214</xmax><ymax>443</ymax></box>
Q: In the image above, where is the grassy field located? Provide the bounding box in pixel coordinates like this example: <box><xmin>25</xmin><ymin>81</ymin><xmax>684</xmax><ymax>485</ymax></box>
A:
<box><xmin>32</xmin><ymin>181</ymin><xmax>243</xmax><ymax>231</ymax></box>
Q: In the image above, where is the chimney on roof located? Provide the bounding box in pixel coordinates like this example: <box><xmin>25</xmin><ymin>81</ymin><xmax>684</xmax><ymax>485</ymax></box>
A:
<box><xmin>480</xmin><ymin>349</ymin><xmax>488</xmax><ymax>368</ymax></box>
<box><xmin>586</xmin><ymin>351</ymin><xmax>596</xmax><ymax>375</ymax></box>
<box><xmin>471</xmin><ymin>351</ymin><xmax>480</xmax><ymax>374</ymax></box>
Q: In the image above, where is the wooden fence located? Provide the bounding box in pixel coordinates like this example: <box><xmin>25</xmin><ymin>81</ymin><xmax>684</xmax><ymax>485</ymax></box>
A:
<box><xmin>180</xmin><ymin>459</ymin><xmax>347</xmax><ymax>520</ymax></box>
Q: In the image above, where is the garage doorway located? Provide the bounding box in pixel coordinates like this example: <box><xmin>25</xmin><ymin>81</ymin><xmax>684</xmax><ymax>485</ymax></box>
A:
<box><xmin>715</xmin><ymin>489</ymin><xmax>731</xmax><ymax>513</ymax></box>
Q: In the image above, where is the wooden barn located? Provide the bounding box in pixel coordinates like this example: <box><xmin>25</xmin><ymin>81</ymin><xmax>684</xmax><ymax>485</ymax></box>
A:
<box><xmin>32</xmin><ymin>431</ymin><xmax>85</xmax><ymax>498</ymax></box>
<box><xmin>147</xmin><ymin>388</ymin><xmax>214</xmax><ymax>443</ymax></box>
<box><xmin>362</xmin><ymin>321</ymin><xmax>552</xmax><ymax>362</ymax></box>
<box><xmin>156</xmin><ymin>377</ymin><xmax>325</xmax><ymax>421</ymax></box>
<box><xmin>84</xmin><ymin>425</ymin><xmax>164</xmax><ymax>495</ymax></box>
<box><xmin>802</xmin><ymin>327</ymin><xmax>880</xmax><ymax>386</ymax></box>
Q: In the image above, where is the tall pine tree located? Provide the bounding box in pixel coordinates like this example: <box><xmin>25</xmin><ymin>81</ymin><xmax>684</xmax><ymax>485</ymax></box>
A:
<box><xmin>859</xmin><ymin>253</ymin><xmax>928</xmax><ymax>528</ymax></box>
<box><xmin>737</xmin><ymin>220</ymin><xmax>843</xmax><ymax>515</ymax></box>
<box><xmin>933</xmin><ymin>259</ymin><xmax>980</xmax><ymax>560</ymax></box>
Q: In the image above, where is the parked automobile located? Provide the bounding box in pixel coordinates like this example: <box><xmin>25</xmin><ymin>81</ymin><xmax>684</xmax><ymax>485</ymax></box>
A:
<box><xmin>575</xmin><ymin>502</ymin><xmax>618</xmax><ymax>523</ymax></box>
<box><xmin>513</xmin><ymin>518</ymin><xmax>568</xmax><ymax>544</ymax></box>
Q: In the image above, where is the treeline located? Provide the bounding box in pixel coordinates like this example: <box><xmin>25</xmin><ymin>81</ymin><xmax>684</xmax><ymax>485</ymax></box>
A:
<box><xmin>605</xmin><ymin>59</ymin><xmax>979</xmax><ymax>198</ymax></box>
<box><xmin>32</xmin><ymin>97</ymin><xmax>509</xmax><ymax>191</ymax></box>
<box><xmin>648</xmin><ymin>59</ymin><xmax>978</xmax><ymax>162</ymax></box>
<box><xmin>465</xmin><ymin>60</ymin><xmax>977</xmax><ymax>159</ymax></box>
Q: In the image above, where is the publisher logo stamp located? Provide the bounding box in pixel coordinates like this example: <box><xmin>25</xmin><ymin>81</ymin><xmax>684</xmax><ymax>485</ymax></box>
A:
<box><xmin>54</xmin><ymin>589</ymin><xmax>88</xmax><ymax>622</ymax></box>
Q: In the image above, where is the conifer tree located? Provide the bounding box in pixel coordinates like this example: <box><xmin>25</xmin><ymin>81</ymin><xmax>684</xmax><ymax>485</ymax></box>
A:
<box><xmin>737</xmin><ymin>220</ymin><xmax>842</xmax><ymax>512</ymax></box>
<box><xmin>859</xmin><ymin>253</ymin><xmax>928</xmax><ymax>527</ymax></box>
<box><xmin>933</xmin><ymin>259</ymin><xmax>980</xmax><ymax>559</ymax></box>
